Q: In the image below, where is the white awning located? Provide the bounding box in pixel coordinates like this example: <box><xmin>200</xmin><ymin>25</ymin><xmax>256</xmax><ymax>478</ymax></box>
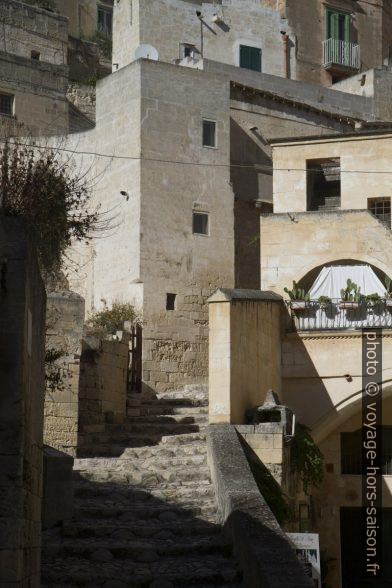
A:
<box><xmin>309</xmin><ymin>265</ymin><xmax>385</xmax><ymax>299</ymax></box>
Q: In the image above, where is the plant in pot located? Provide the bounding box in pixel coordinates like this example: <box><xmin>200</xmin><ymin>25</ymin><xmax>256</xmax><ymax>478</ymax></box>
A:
<box><xmin>385</xmin><ymin>276</ymin><xmax>392</xmax><ymax>307</ymax></box>
<box><xmin>339</xmin><ymin>279</ymin><xmax>362</xmax><ymax>310</ymax></box>
<box><xmin>365</xmin><ymin>292</ymin><xmax>382</xmax><ymax>308</ymax></box>
<box><xmin>284</xmin><ymin>281</ymin><xmax>311</xmax><ymax>310</ymax></box>
<box><xmin>318</xmin><ymin>295</ymin><xmax>332</xmax><ymax>310</ymax></box>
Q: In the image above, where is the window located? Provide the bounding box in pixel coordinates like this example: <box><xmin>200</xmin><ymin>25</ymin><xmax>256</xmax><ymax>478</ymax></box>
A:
<box><xmin>193</xmin><ymin>211</ymin><xmax>209</xmax><ymax>235</ymax></box>
<box><xmin>306</xmin><ymin>158</ymin><xmax>341</xmax><ymax>211</ymax></box>
<box><xmin>368</xmin><ymin>198</ymin><xmax>391</xmax><ymax>228</ymax></box>
<box><xmin>166</xmin><ymin>293</ymin><xmax>176</xmax><ymax>311</ymax></box>
<box><xmin>180</xmin><ymin>43</ymin><xmax>197</xmax><ymax>59</ymax></box>
<box><xmin>98</xmin><ymin>5</ymin><xmax>113</xmax><ymax>35</ymax></box>
<box><xmin>31</xmin><ymin>50</ymin><xmax>40</xmax><ymax>60</ymax></box>
<box><xmin>202</xmin><ymin>119</ymin><xmax>216</xmax><ymax>148</ymax></box>
<box><xmin>239</xmin><ymin>45</ymin><xmax>261</xmax><ymax>72</ymax></box>
<box><xmin>326</xmin><ymin>8</ymin><xmax>350</xmax><ymax>42</ymax></box>
<box><xmin>0</xmin><ymin>93</ymin><xmax>13</xmax><ymax>116</ymax></box>
<box><xmin>341</xmin><ymin>428</ymin><xmax>392</xmax><ymax>475</ymax></box>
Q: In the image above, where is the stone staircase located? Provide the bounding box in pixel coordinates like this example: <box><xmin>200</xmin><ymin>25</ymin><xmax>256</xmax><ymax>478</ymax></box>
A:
<box><xmin>41</xmin><ymin>386</ymin><xmax>243</xmax><ymax>588</ymax></box>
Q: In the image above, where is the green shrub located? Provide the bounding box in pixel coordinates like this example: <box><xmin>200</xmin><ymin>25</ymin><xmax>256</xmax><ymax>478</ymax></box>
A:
<box><xmin>86</xmin><ymin>300</ymin><xmax>137</xmax><ymax>336</ymax></box>
<box><xmin>290</xmin><ymin>423</ymin><xmax>324</xmax><ymax>494</ymax></box>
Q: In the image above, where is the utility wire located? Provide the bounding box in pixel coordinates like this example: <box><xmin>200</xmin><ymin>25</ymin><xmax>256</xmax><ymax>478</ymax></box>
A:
<box><xmin>2</xmin><ymin>139</ymin><xmax>392</xmax><ymax>174</ymax></box>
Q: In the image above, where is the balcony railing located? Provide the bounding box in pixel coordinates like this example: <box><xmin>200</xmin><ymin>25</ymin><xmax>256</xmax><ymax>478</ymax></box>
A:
<box><xmin>323</xmin><ymin>38</ymin><xmax>360</xmax><ymax>70</ymax></box>
<box><xmin>286</xmin><ymin>299</ymin><xmax>392</xmax><ymax>332</ymax></box>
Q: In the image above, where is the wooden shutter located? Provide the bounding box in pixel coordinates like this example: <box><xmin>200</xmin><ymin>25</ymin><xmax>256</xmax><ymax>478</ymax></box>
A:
<box><xmin>240</xmin><ymin>45</ymin><xmax>261</xmax><ymax>72</ymax></box>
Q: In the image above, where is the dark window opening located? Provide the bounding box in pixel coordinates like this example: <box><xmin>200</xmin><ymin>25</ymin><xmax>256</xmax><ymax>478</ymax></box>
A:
<box><xmin>166</xmin><ymin>293</ymin><xmax>176</xmax><ymax>311</ymax></box>
<box><xmin>368</xmin><ymin>197</ymin><xmax>391</xmax><ymax>228</ymax></box>
<box><xmin>239</xmin><ymin>45</ymin><xmax>261</xmax><ymax>72</ymax></box>
<box><xmin>341</xmin><ymin>427</ymin><xmax>392</xmax><ymax>475</ymax></box>
<box><xmin>193</xmin><ymin>212</ymin><xmax>209</xmax><ymax>235</ymax></box>
<box><xmin>307</xmin><ymin>158</ymin><xmax>341</xmax><ymax>211</ymax></box>
<box><xmin>31</xmin><ymin>50</ymin><xmax>40</xmax><ymax>60</ymax></box>
<box><xmin>0</xmin><ymin>93</ymin><xmax>13</xmax><ymax>116</ymax></box>
<box><xmin>180</xmin><ymin>43</ymin><xmax>197</xmax><ymax>59</ymax></box>
<box><xmin>98</xmin><ymin>6</ymin><xmax>113</xmax><ymax>35</ymax></box>
<box><xmin>203</xmin><ymin>120</ymin><xmax>216</xmax><ymax>147</ymax></box>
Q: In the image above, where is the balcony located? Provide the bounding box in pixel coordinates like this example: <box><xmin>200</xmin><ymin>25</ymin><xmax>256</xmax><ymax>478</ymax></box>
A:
<box><xmin>286</xmin><ymin>299</ymin><xmax>392</xmax><ymax>332</ymax></box>
<box><xmin>323</xmin><ymin>38</ymin><xmax>360</xmax><ymax>72</ymax></box>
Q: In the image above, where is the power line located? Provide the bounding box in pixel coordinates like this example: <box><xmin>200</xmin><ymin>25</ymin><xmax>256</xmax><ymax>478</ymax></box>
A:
<box><xmin>3</xmin><ymin>139</ymin><xmax>392</xmax><ymax>174</ymax></box>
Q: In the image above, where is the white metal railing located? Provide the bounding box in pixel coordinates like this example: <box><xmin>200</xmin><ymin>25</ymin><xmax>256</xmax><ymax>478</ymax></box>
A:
<box><xmin>323</xmin><ymin>38</ymin><xmax>360</xmax><ymax>69</ymax></box>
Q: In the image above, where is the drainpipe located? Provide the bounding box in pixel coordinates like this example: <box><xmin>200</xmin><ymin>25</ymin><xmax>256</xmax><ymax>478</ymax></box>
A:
<box><xmin>280</xmin><ymin>31</ymin><xmax>289</xmax><ymax>78</ymax></box>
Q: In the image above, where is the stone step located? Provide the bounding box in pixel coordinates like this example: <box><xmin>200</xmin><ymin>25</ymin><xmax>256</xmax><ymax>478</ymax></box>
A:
<box><xmin>58</xmin><ymin>517</ymin><xmax>223</xmax><ymax>540</ymax></box>
<box><xmin>122</xmin><ymin>441</ymin><xmax>207</xmax><ymax>459</ymax></box>
<box><xmin>73</xmin><ymin>465</ymin><xmax>211</xmax><ymax>485</ymax></box>
<box><xmin>42</xmin><ymin>533</ymin><xmax>230</xmax><ymax>563</ymax></box>
<box><xmin>126</xmin><ymin>414</ymin><xmax>208</xmax><ymax>425</ymax></box>
<box><xmin>73</xmin><ymin>481</ymin><xmax>216</xmax><ymax>503</ymax></box>
<box><xmin>72</xmin><ymin>500</ymin><xmax>218</xmax><ymax>521</ymax></box>
<box><xmin>127</xmin><ymin>405</ymin><xmax>209</xmax><ymax>417</ymax></box>
<box><xmin>41</xmin><ymin>554</ymin><xmax>240</xmax><ymax>587</ymax></box>
<box><xmin>73</xmin><ymin>454</ymin><xmax>207</xmax><ymax>473</ymax></box>
<box><xmin>128</xmin><ymin>396</ymin><xmax>208</xmax><ymax>408</ymax></box>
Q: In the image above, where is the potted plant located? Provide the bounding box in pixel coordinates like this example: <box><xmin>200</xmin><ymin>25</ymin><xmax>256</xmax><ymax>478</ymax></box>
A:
<box><xmin>365</xmin><ymin>292</ymin><xmax>382</xmax><ymax>308</ymax></box>
<box><xmin>318</xmin><ymin>295</ymin><xmax>332</xmax><ymax>310</ymax></box>
<box><xmin>284</xmin><ymin>281</ymin><xmax>311</xmax><ymax>310</ymax></box>
<box><xmin>385</xmin><ymin>277</ymin><xmax>392</xmax><ymax>307</ymax></box>
<box><xmin>339</xmin><ymin>279</ymin><xmax>362</xmax><ymax>310</ymax></box>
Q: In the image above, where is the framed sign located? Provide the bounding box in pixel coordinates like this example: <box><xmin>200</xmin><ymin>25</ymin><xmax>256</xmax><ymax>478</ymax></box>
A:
<box><xmin>287</xmin><ymin>533</ymin><xmax>321</xmax><ymax>588</ymax></box>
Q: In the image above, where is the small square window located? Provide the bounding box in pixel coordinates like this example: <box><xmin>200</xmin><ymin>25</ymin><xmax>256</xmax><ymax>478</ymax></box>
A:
<box><xmin>166</xmin><ymin>293</ymin><xmax>176</xmax><ymax>311</ymax></box>
<box><xmin>31</xmin><ymin>50</ymin><xmax>40</xmax><ymax>60</ymax></box>
<box><xmin>368</xmin><ymin>197</ymin><xmax>391</xmax><ymax>228</ymax></box>
<box><xmin>193</xmin><ymin>212</ymin><xmax>209</xmax><ymax>235</ymax></box>
<box><xmin>0</xmin><ymin>93</ymin><xmax>13</xmax><ymax>116</ymax></box>
<box><xmin>203</xmin><ymin>120</ymin><xmax>216</xmax><ymax>148</ymax></box>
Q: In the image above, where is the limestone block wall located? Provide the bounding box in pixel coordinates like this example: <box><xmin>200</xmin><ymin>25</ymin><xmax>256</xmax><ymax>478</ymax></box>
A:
<box><xmin>311</xmin><ymin>398</ymin><xmax>392</xmax><ymax>588</ymax></box>
<box><xmin>139</xmin><ymin>60</ymin><xmax>234</xmax><ymax>392</ymax></box>
<box><xmin>44</xmin><ymin>291</ymin><xmax>85</xmax><ymax>457</ymax></box>
<box><xmin>208</xmin><ymin>289</ymin><xmax>282</xmax><ymax>424</ymax></box>
<box><xmin>0</xmin><ymin>0</ymin><xmax>68</xmax><ymax>65</ymax></box>
<box><xmin>113</xmin><ymin>0</ymin><xmax>294</xmax><ymax>78</ymax></box>
<box><xmin>0</xmin><ymin>217</ymin><xmax>46</xmax><ymax>588</ymax></box>
<box><xmin>272</xmin><ymin>133</ymin><xmax>392</xmax><ymax>216</ymax></box>
<box><xmin>0</xmin><ymin>51</ymin><xmax>69</xmax><ymax>137</ymax></box>
<box><xmin>260</xmin><ymin>210</ymin><xmax>392</xmax><ymax>296</ymax></box>
<box><xmin>78</xmin><ymin>332</ymin><xmax>130</xmax><ymax>435</ymax></box>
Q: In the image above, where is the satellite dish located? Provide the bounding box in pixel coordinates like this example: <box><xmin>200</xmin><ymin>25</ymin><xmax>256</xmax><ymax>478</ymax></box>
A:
<box><xmin>134</xmin><ymin>44</ymin><xmax>159</xmax><ymax>61</ymax></box>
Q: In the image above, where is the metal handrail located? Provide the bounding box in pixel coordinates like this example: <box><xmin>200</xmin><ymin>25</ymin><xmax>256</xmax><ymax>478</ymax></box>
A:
<box><xmin>323</xmin><ymin>38</ymin><xmax>360</xmax><ymax>69</ymax></box>
<box><xmin>286</xmin><ymin>298</ymin><xmax>392</xmax><ymax>332</ymax></box>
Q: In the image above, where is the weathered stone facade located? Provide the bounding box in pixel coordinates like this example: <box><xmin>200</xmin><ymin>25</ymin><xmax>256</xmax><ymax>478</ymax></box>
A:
<box><xmin>0</xmin><ymin>217</ymin><xmax>46</xmax><ymax>588</ymax></box>
<box><xmin>44</xmin><ymin>291</ymin><xmax>85</xmax><ymax>457</ymax></box>
<box><xmin>0</xmin><ymin>0</ymin><xmax>69</xmax><ymax>136</ymax></box>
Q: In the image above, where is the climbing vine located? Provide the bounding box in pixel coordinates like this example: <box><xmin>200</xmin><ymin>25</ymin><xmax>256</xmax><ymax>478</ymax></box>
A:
<box><xmin>290</xmin><ymin>423</ymin><xmax>324</xmax><ymax>494</ymax></box>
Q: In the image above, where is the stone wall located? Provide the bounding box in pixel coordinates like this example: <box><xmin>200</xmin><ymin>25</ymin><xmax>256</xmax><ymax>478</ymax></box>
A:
<box><xmin>78</xmin><ymin>332</ymin><xmax>130</xmax><ymax>440</ymax></box>
<box><xmin>0</xmin><ymin>0</ymin><xmax>68</xmax><ymax>65</ymax></box>
<box><xmin>113</xmin><ymin>0</ymin><xmax>294</xmax><ymax>77</ymax></box>
<box><xmin>44</xmin><ymin>291</ymin><xmax>85</xmax><ymax>457</ymax></box>
<box><xmin>0</xmin><ymin>217</ymin><xmax>46</xmax><ymax>588</ymax></box>
<box><xmin>208</xmin><ymin>289</ymin><xmax>282</xmax><ymax>424</ymax></box>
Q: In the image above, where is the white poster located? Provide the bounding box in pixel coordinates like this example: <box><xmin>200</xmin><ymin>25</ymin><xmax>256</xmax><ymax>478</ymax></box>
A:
<box><xmin>287</xmin><ymin>533</ymin><xmax>321</xmax><ymax>588</ymax></box>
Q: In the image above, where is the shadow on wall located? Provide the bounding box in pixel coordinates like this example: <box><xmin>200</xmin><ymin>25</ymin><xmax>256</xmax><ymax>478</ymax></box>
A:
<box><xmin>230</xmin><ymin>119</ymin><xmax>273</xmax><ymax>289</ymax></box>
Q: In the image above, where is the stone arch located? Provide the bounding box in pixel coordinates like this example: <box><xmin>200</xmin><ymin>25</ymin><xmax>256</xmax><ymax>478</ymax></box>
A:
<box><xmin>294</xmin><ymin>257</ymin><xmax>391</xmax><ymax>293</ymax></box>
<box><xmin>312</xmin><ymin>378</ymin><xmax>392</xmax><ymax>444</ymax></box>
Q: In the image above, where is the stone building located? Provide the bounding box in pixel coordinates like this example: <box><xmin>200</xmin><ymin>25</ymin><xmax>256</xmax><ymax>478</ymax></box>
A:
<box><xmin>112</xmin><ymin>0</ymin><xmax>392</xmax><ymax>86</ymax></box>
<box><xmin>53</xmin><ymin>0</ymin><xmax>113</xmax><ymax>39</ymax></box>
<box><xmin>56</xmin><ymin>0</ymin><xmax>392</xmax><ymax>394</ymax></box>
<box><xmin>0</xmin><ymin>0</ymin><xmax>69</xmax><ymax>136</ymax></box>
<box><xmin>258</xmin><ymin>130</ymin><xmax>392</xmax><ymax>586</ymax></box>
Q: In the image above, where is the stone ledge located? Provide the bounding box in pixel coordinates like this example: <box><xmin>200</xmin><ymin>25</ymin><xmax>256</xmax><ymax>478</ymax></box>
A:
<box><xmin>207</xmin><ymin>423</ymin><xmax>312</xmax><ymax>588</ymax></box>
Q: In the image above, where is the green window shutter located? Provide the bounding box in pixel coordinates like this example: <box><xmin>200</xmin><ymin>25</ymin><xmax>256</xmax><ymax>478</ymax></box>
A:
<box><xmin>240</xmin><ymin>45</ymin><xmax>261</xmax><ymax>72</ymax></box>
<box><xmin>326</xmin><ymin>9</ymin><xmax>350</xmax><ymax>41</ymax></box>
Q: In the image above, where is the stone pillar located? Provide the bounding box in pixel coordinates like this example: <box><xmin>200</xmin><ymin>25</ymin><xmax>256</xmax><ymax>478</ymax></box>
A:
<box><xmin>0</xmin><ymin>217</ymin><xmax>46</xmax><ymax>587</ymax></box>
<box><xmin>208</xmin><ymin>288</ymin><xmax>283</xmax><ymax>424</ymax></box>
<box><xmin>44</xmin><ymin>291</ymin><xmax>85</xmax><ymax>457</ymax></box>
